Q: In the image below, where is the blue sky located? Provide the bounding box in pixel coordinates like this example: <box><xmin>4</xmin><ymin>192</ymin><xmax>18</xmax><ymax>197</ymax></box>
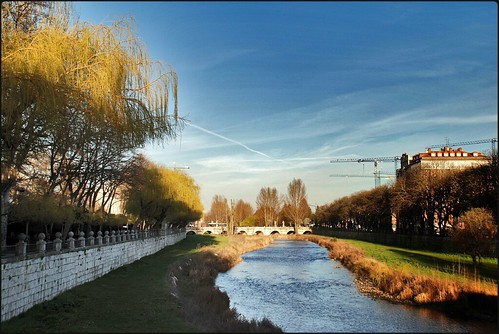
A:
<box><xmin>75</xmin><ymin>1</ymin><xmax>498</xmax><ymax>212</ymax></box>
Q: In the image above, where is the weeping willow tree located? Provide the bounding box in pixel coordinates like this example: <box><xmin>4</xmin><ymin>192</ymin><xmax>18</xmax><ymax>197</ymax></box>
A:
<box><xmin>1</xmin><ymin>1</ymin><xmax>182</xmax><ymax>248</ymax></box>
<box><xmin>124</xmin><ymin>159</ymin><xmax>203</xmax><ymax>230</ymax></box>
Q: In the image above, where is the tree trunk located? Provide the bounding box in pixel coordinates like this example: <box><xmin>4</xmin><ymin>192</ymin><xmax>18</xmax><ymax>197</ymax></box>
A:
<box><xmin>1</xmin><ymin>189</ymin><xmax>10</xmax><ymax>250</ymax></box>
<box><xmin>0</xmin><ymin>177</ymin><xmax>17</xmax><ymax>249</ymax></box>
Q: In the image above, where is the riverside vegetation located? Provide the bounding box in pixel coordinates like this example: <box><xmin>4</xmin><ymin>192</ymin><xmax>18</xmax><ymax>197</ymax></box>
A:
<box><xmin>0</xmin><ymin>234</ymin><xmax>282</xmax><ymax>333</ymax></box>
<box><xmin>294</xmin><ymin>234</ymin><xmax>497</xmax><ymax>322</ymax></box>
<box><xmin>1</xmin><ymin>233</ymin><xmax>497</xmax><ymax>333</ymax></box>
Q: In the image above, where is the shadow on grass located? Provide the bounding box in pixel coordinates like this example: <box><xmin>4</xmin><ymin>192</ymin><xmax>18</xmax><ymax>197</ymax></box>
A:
<box><xmin>387</xmin><ymin>248</ymin><xmax>497</xmax><ymax>281</ymax></box>
<box><xmin>173</xmin><ymin>234</ymin><xmax>220</xmax><ymax>252</ymax></box>
<box><xmin>0</xmin><ymin>234</ymin><xmax>220</xmax><ymax>333</ymax></box>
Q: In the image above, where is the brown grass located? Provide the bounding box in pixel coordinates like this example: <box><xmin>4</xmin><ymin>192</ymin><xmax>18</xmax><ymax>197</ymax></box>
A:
<box><xmin>166</xmin><ymin>235</ymin><xmax>283</xmax><ymax>333</ymax></box>
<box><xmin>292</xmin><ymin>234</ymin><xmax>497</xmax><ymax>321</ymax></box>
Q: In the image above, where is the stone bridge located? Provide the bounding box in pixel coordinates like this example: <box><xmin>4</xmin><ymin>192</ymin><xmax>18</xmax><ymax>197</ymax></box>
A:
<box><xmin>186</xmin><ymin>226</ymin><xmax>312</xmax><ymax>236</ymax></box>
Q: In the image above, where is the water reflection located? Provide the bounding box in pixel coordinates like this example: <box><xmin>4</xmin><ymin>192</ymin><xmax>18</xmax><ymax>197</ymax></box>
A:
<box><xmin>216</xmin><ymin>239</ymin><xmax>496</xmax><ymax>333</ymax></box>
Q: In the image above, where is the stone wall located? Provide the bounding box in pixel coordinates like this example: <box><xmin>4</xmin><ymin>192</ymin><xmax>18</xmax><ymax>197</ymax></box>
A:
<box><xmin>1</xmin><ymin>231</ymin><xmax>185</xmax><ymax>322</ymax></box>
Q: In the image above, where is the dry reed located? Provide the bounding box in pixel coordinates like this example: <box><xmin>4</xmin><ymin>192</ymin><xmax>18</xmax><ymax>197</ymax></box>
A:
<box><xmin>166</xmin><ymin>235</ymin><xmax>283</xmax><ymax>333</ymax></box>
<box><xmin>293</xmin><ymin>234</ymin><xmax>497</xmax><ymax>319</ymax></box>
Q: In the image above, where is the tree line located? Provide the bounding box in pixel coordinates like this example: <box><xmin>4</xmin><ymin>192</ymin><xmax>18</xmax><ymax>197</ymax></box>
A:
<box><xmin>1</xmin><ymin>2</ymin><xmax>202</xmax><ymax>247</ymax></box>
<box><xmin>203</xmin><ymin>178</ymin><xmax>312</xmax><ymax>234</ymax></box>
<box><xmin>314</xmin><ymin>155</ymin><xmax>497</xmax><ymax>238</ymax></box>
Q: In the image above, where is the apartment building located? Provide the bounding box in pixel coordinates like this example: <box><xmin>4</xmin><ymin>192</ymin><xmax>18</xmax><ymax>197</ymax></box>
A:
<box><xmin>397</xmin><ymin>146</ymin><xmax>490</xmax><ymax>177</ymax></box>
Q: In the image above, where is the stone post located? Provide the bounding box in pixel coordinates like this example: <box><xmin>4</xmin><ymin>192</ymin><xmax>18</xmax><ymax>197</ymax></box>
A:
<box><xmin>77</xmin><ymin>232</ymin><xmax>85</xmax><ymax>248</ymax></box>
<box><xmin>15</xmin><ymin>233</ymin><xmax>27</xmax><ymax>257</ymax></box>
<box><xmin>111</xmin><ymin>230</ymin><xmax>116</xmax><ymax>243</ymax></box>
<box><xmin>96</xmin><ymin>231</ymin><xmax>103</xmax><ymax>246</ymax></box>
<box><xmin>104</xmin><ymin>231</ymin><xmax>110</xmax><ymax>244</ymax></box>
<box><xmin>54</xmin><ymin>232</ymin><xmax>63</xmax><ymax>251</ymax></box>
<box><xmin>67</xmin><ymin>231</ymin><xmax>75</xmax><ymax>250</ymax></box>
<box><xmin>87</xmin><ymin>231</ymin><xmax>95</xmax><ymax>246</ymax></box>
<box><xmin>36</xmin><ymin>233</ymin><xmax>46</xmax><ymax>254</ymax></box>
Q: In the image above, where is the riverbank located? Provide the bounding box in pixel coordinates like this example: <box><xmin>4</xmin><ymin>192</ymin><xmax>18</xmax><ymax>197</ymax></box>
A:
<box><xmin>166</xmin><ymin>234</ymin><xmax>283</xmax><ymax>332</ymax></box>
<box><xmin>166</xmin><ymin>233</ymin><xmax>496</xmax><ymax>329</ymax></box>
<box><xmin>0</xmin><ymin>234</ymin><xmax>282</xmax><ymax>333</ymax></box>
<box><xmin>293</xmin><ymin>234</ymin><xmax>498</xmax><ymax>323</ymax></box>
<box><xmin>1</xmin><ymin>233</ymin><xmax>496</xmax><ymax>332</ymax></box>
<box><xmin>0</xmin><ymin>235</ymin><xmax>218</xmax><ymax>333</ymax></box>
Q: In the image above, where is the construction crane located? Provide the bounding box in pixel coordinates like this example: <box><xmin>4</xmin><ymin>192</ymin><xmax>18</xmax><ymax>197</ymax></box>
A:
<box><xmin>429</xmin><ymin>138</ymin><xmax>497</xmax><ymax>154</ymax></box>
<box><xmin>330</xmin><ymin>156</ymin><xmax>400</xmax><ymax>188</ymax></box>
<box><xmin>328</xmin><ymin>173</ymin><xmax>396</xmax><ymax>187</ymax></box>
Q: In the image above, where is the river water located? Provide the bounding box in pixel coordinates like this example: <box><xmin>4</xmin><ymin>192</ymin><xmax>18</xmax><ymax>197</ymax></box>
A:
<box><xmin>215</xmin><ymin>239</ymin><xmax>496</xmax><ymax>333</ymax></box>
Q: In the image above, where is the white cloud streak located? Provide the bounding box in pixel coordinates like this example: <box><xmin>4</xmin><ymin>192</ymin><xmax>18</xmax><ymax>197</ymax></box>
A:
<box><xmin>186</xmin><ymin>122</ymin><xmax>292</xmax><ymax>165</ymax></box>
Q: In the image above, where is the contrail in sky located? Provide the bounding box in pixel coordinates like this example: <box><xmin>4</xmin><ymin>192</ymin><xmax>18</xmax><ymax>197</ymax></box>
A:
<box><xmin>186</xmin><ymin>122</ymin><xmax>291</xmax><ymax>164</ymax></box>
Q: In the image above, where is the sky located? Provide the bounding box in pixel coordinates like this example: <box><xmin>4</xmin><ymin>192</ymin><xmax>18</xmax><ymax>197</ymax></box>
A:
<box><xmin>75</xmin><ymin>1</ymin><xmax>498</xmax><ymax>212</ymax></box>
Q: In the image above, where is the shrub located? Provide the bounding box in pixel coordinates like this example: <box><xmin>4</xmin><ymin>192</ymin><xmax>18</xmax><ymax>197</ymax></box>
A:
<box><xmin>451</xmin><ymin>208</ymin><xmax>497</xmax><ymax>269</ymax></box>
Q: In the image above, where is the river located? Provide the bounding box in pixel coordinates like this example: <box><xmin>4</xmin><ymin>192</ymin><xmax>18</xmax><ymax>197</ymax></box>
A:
<box><xmin>215</xmin><ymin>239</ymin><xmax>496</xmax><ymax>333</ymax></box>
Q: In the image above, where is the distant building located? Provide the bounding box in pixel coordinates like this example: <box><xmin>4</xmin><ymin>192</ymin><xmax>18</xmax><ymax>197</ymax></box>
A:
<box><xmin>394</xmin><ymin>146</ymin><xmax>490</xmax><ymax>235</ymax></box>
<box><xmin>397</xmin><ymin>146</ymin><xmax>489</xmax><ymax>177</ymax></box>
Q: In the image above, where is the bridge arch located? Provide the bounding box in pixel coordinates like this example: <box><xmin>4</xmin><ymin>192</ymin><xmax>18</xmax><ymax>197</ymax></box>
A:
<box><xmin>186</xmin><ymin>225</ymin><xmax>312</xmax><ymax>236</ymax></box>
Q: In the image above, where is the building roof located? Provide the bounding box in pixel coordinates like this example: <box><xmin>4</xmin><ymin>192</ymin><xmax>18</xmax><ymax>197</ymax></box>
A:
<box><xmin>398</xmin><ymin>146</ymin><xmax>490</xmax><ymax>176</ymax></box>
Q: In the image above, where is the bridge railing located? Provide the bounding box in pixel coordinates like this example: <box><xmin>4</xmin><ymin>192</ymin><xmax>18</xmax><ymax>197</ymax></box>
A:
<box><xmin>186</xmin><ymin>226</ymin><xmax>312</xmax><ymax>235</ymax></box>
<box><xmin>1</xmin><ymin>228</ymin><xmax>185</xmax><ymax>263</ymax></box>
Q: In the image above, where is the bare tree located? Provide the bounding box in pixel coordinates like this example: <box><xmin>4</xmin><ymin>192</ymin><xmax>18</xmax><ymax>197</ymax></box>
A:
<box><xmin>451</xmin><ymin>208</ymin><xmax>497</xmax><ymax>270</ymax></box>
<box><xmin>205</xmin><ymin>195</ymin><xmax>229</xmax><ymax>226</ymax></box>
<box><xmin>234</xmin><ymin>199</ymin><xmax>253</xmax><ymax>226</ymax></box>
<box><xmin>227</xmin><ymin>199</ymin><xmax>235</xmax><ymax>235</ymax></box>
<box><xmin>256</xmin><ymin>187</ymin><xmax>281</xmax><ymax>227</ymax></box>
<box><xmin>284</xmin><ymin>178</ymin><xmax>310</xmax><ymax>233</ymax></box>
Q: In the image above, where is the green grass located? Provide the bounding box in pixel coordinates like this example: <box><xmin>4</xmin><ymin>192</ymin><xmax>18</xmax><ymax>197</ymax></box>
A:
<box><xmin>340</xmin><ymin>238</ymin><xmax>498</xmax><ymax>284</ymax></box>
<box><xmin>3</xmin><ymin>234</ymin><xmax>495</xmax><ymax>332</ymax></box>
<box><xmin>1</xmin><ymin>235</ymin><xmax>220</xmax><ymax>333</ymax></box>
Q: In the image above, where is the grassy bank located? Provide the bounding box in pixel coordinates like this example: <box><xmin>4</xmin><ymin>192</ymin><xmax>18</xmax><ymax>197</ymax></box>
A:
<box><xmin>166</xmin><ymin>234</ymin><xmax>282</xmax><ymax>333</ymax></box>
<box><xmin>341</xmin><ymin>238</ymin><xmax>497</xmax><ymax>284</ymax></box>
<box><xmin>1</xmin><ymin>234</ymin><xmax>273</xmax><ymax>333</ymax></box>
<box><xmin>294</xmin><ymin>234</ymin><xmax>497</xmax><ymax>321</ymax></box>
<box><xmin>2</xmin><ymin>233</ymin><xmax>496</xmax><ymax>333</ymax></box>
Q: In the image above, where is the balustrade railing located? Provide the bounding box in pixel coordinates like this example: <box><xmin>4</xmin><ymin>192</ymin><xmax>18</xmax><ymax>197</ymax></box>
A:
<box><xmin>1</xmin><ymin>228</ymin><xmax>185</xmax><ymax>262</ymax></box>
